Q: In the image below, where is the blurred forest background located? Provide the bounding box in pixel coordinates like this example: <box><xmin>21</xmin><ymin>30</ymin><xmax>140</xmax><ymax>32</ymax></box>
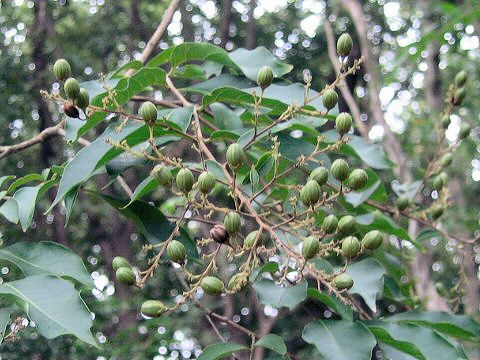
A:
<box><xmin>0</xmin><ymin>0</ymin><xmax>479</xmax><ymax>359</ymax></box>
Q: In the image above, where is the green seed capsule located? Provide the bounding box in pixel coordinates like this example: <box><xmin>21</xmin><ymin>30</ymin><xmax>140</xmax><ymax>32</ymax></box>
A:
<box><xmin>308</xmin><ymin>166</ymin><xmax>329</xmax><ymax>186</ymax></box>
<box><xmin>139</xmin><ymin>101</ymin><xmax>157</xmax><ymax>124</ymax></box>
<box><xmin>151</xmin><ymin>165</ymin><xmax>173</xmax><ymax>186</ymax></box>
<box><xmin>302</xmin><ymin>236</ymin><xmax>320</xmax><ymax>259</ymax></box>
<box><xmin>362</xmin><ymin>230</ymin><xmax>383</xmax><ymax>250</ymax></box>
<box><xmin>342</xmin><ymin>236</ymin><xmax>361</xmax><ymax>258</ymax></box>
<box><xmin>331</xmin><ymin>159</ymin><xmax>350</xmax><ymax>181</ymax></box>
<box><xmin>433</xmin><ymin>175</ymin><xmax>444</xmax><ymax>191</ymax></box>
<box><xmin>338</xmin><ymin>215</ymin><xmax>355</xmax><ymax>235</ymax></box>
<box><xmin>141</xmin><ymin>300</ymin><xmax>167</xmax><ymax>318</ymax></box>
<box><xmin>337</xmin><ymin>33</ymin><xmax>353</xmax><ymax>56</ymax></box>
<box><xmin>116</xmin><ymin>267</ymin><xmax>135</xmax><ymax>285</ymax></box>
<box><xmin>322</xmin><ymin>89</ymin><xmax>338</xmax><ymax>110</ymax></box>
<box><xmin>335</xmin><ymin>112</ymin><xmax>353</xmax><ymax>136</ymax></box>
<box><xmin>224</xmin><ymin>212</ymin><xmax>241</xmax><ymax>235</ymax></box>
<box><xmin>226</xmin><ymin>143</ymin><xmax>245</xmax><ymax>170</ymax></box>
<box><xmin>53</xmin><ymin>58</ymin><xmax>71</xmax><ymax>81</ymax></box>
<box><xmin>454</xmin><ymin>87</ymin><xmax>466</xmax><ymax>105</ymax></box>
<box><xmin>439</xmin><ymin>172</ymin><xmax>448</xmax><ymax>185</ymax></box>
<box><xmin>77</xmin><ymin>88</ymin><xmax>90</xmax><ymax>109</ymax></box>
<box><xmin>64</xmin><ymin>78</ymin><xmax>80</xmax><ymax>99</ymax></box>
<box><xmin>455</xmin><ymin>70</ymin><xmax>467</xmax><ymax>87</ymax></box>
<box><xmin>441</xmin><ymin>115</ymin><xmax>451</xmax><ymax>129</ymax></box>
<box><xmin>440</xmin><ymin>153</ymin><xmax>453</xmax><ymax>168</ymax></box>
<box><xmin>176</xmin><ymin>168</ymin><xmax>194</xmax><ymax>193</ymax></box>
<box><xmin>322</xmin><ymin>215</ymin><xmax>338</xmax><ymax>234</ymax></box>
<box><xmin>167</xmin><ymin>240</ymin><xmax>186</xmax><ymax>263</ymax></box>
<box><xmin>396</xmin><ymin>195</ymin><xmax>410</xmax><ymax>211</ymax></box>
<box><xmin>348</xmin><ymin>169</ymin><xmax>368</xmax><ymax>190</ymax></box>
<box><xmin>227</xmin><ymin>273</ymin><xmax>248</xmax><ymax>292</ymax></box>
<box><xmin>459</xmin><ymin>123</ymin><xmax>471</xmax><ymax>139</ymax></box>
<box><xmin>112</xmin><ymin>256</ymin><xmax>130</xmax><ymax>271</ymax></box>
<box><xmin>300</xmin><ymin>180</ymin><xmax>321</xmax><ymax>207</ymax></box>
<box><xmin>197</xmin><ymin>171</ymin><xmax>216</xmax><ymax>194</ymax></box>
<box><xmin>201</xmin><ymin>276</ymin><xmax>224</xmax><ymax>295</ymax></box>
<box><xmin>333</xmin><ymin>273</ymin><xmax>354</xmax><ymax>290</ymax></box>
<box><xmin>257</xmin><ymin>65</ymin><xmax>274</xmax><ymax>90</ymax></box>
<box><xmin>431</xmin><ymin>205</ymin><xmax>444</xmax><ymax>220</ymax></box>
<box><xmin>244</xmin><ymin>230</ymin><xmax>260</xmax><ymax>249</ymax></box>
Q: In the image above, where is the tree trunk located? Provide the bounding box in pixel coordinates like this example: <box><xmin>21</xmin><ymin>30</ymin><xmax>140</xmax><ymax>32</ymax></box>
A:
<box><xmin>245</xmin><ymin>0</ymin><xmax>256</xmax><ymax>49</ymax></box>
<box><xmin>220</xmin><ymin>0</ymin><xmax>233</xmax><ymax>48</ymax></box>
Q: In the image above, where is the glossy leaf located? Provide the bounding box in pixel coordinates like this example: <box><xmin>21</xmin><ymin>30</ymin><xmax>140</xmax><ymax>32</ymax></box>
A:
<box><xmin>346</xmin><ymin>258</ymin><xmax>385</xmax><ymax>312</ymax></box>
<box><xmin>307</xmin><ymin>288</ymin><xmax>353</xmax><ymax>320</ymax></box>
<box><xmin>123</xmin><ymin>175</ymin><xmax>159</xmax><ymax>208</ymax></box>
<box><xmin>0</xmin><ymin>307</ymin><xmax>13</xmax><ymax>342</ymax></box>
<box><xmin>197</xmin><ymin>342</ymin><xmax>248</xmax><ymax>360</ymax></box>
<box><xmin>253</xmin><ymin>279</ymin><xmax>307</xmax><ymax>310</ymax></box>
<box><xmin>255</xmin><ymin>334</ymin><xmax>287</xmax><ymax>355</ymax></box>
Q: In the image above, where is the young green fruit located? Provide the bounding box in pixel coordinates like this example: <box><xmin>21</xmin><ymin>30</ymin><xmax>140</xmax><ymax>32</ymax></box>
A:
<box><xmin>431</xmin><ymin>205</ymin><xmax>444</xmax><ymax>220</ymax></box>
<box><xmin>308</xmin><ymin>166</ymin><xmax>329</xmax><ymax>186</ymax></box>
<box><xmin>302</xmin><ymin>236</ymin><xmax>320</xmax><ymax>259</ymax></box>
<box><xmin>396</xmin><ymin>195</ymin><xmax>410</xmax><ymax>211</ymax></box>
<box><xmin>167</xmin><ymin>240</ymin><xmax>186</xmax><ymax>263</ymax></box>
<box><xmin>455</xmin><ymin>70</ymin><xmax>467</xmax><ymax>87</ymax></box>
<box><xmin>441</xmin><ymin>115</ymin><xmax>451</xmax><ymax>129</ymax></box>
<box><xmin>64</xmin><ymin>78</ymin><xmax>80</xmax><ymax>99</ymax></box>
<box><xmin>257</xmin><ymin>65</ymin><xmax>274</xmax><ymax>90</ymax></box>
<box><xmin>338</xmin><ymin>215</ymin><xmax>355</xmax><ymax>235</ymax></box>
<box><xmin>139</xmin><ymin>101</ymin><xmax>157</xmax><ymax>124</ymax></box>
<box><xmin>459</xmin><ymin>123</ymin><xmax>471</xmax><ymax>139</ymax></box>
<box><xmin>244</xmin><ymin>230</ymin><xmax>261</xmax><ymax>249</ymax></box>
<box><xmin>64</xmin><ymin>103</ymin><xmax>79</xmax><ymax>118</ymax></box>
<box><xmin>348</xmin><ymin>169</ymin><xmax>368</xmax><ymax>190</ymax></box>
<box><xmin>322</xmin><ymin>89</ymin><xmax>338</xmax><ymax>110</ymax></box>
<box><xmin>77</xmin><ymin>88</ymin><xmax>90</xmax><ymax>109</ymax></box>
<box><xmin>333</xmin><ymin>273</ymin><xmax>354</xmax><ymax>290</ymax></box>
<box><xmin>322</xmin><ymin>215</ymin><xmax>338</xmax><ymax>234</ymax></box>
<box><xmin>201</xmin><ymin>276</ymin><xmax>224</xmax><ymax>295</ymax></box>
<box><xmin>337</xmin><ymin>33</ymin><xmax>353</xmax><ymax>56</ymax></box>
<box><xmin>224</xmin><ymin>212</ymin><xmax>241</xmax><ymax>235</ymax></box>
<box><xmin>300</xmin><ymin>180</ymin><xmax>321</xmax><ymax>207</ymax></box>
<box><xmin>197</xmin><ymin>171</ymin><xmax>216</xmax><ymax>194</ymax></box>
<box><xmin>141</xmin><ymin>300</ymin><xmax>167</xmax><ymax>318</ymax></box>
<box><xmin>433</xmin><ymin>175</ymin><xmax>444</xmax><ymax>191</ymax></box>
<box><xmin>342</xmin><ymin>236</ymin><xmax>361</xmax><ymax>258</ymax></box>
<box><xmin>151</xmin><ymin>165</ymin><xmax>173</xmax><ymax>186</ymax></box>
<box><xmin>210</xmin><ymin>224</ymin><xmax>229</xmax><ymax>244</ymax></box>
<box><xmin>335</xmin><ymin>112</ymin><xmax>353</xmax><ymax>136</ymax></box>
<box><xmin>362</xmin><ymin>230</ymin><xmax>383</xmax><ymax>250</ymax></box>
<box><xmin>227</xmin><ymin>273</ymin><xmax>248</xmax><ymax>292</ymax></box>
<box><xmin>440</xmin><ymin>153</ymin><xmax>453</xmax><ymax>168</ymax></box>
<box><xmin>176</xmin><ymin>168</ymin><xmax>194</xmax><ymax>193</ymax></box>
<box><xmin>53</xmin><ymin>58</ymin><xmax>71</xmax><ymax>81</ymax></box>
<box><xmin>331</xmin><ymin>159</ymin><xmax>350</xmax><ymax>181</ymax></box>
<box><xmin>112</xmin><ymin>256</ymin><xmax>130</xmax><ymax>271</ymax></box>
<box><xmin>226</xmin><ymin>143</ymin><xmax>245</xmax><ymax>170</ymax></box>
<box><xmin>116</xmin><ymin>267</ymin><xmax>135</xmax><ymax>285</ymax></box>
<box><xmin>454</xmin><ymin>87</ymin><xmax>465</xmax><ymax>105</ymax></box>
<box><xmin>439</xmin><ymin>172</ymin><xmax>448</xmax><ymax>185</ymax></box>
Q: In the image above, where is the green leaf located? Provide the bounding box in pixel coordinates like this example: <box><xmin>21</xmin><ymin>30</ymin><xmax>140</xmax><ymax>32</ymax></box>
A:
<box><xmin>392</xmin><ymin>181</ymin><xmax>423</xmax><ymax>200</ymax></box>
<box><xmin>253</xmin><ymin>279</ymin><xmax>307</xmax><ymax>310</ymax></box>
<box><xmin>210</xmin><ymin>103</ymin><xmax>243</xmax><ymax>130</ymax></box>
<box><xmin>64</xmin><ymin>186</ymin><xmax>79</xmax><ymax>226</ymax></box>
<box><xmin>307</xmin><ymin>288</ymin><xmax>353</xmax><ymax>321</ymax></box>
<box><xmin>249</xmin><ymin>262</ymin><xmax>279</xmax><ymax>282</ymax></box>
<box><xmin>346</xmin><ymin>258</ymin><xmax>385</xmax><ymax>312</ymax></box>
<box><xmin>184</xmin><ymin>74</ymin><xmax>252</xmax><ymax>95</ymax></box>
<box><xmin>7</xmin><ymin>173</ymin><xmax>44</xmax><ymax>194</ymax></box>
<box><xmin>255</xmin><ymin>334</ymin><xmax>287</xmax><ymax>355</ymax></box>
<box><xmin>344</xmin><ymin>180</ymin><xmax>381</xmax><ymax>208</ymax></box>
<box><xmin>0</xmin><ymin>307</ymin><xmax>13</xmax><ymax>342</ymax></box>
<box><xmin>197</xmin><ymin>342</ymin><xmax>248</xmax><ymax>360</ymax></box>
<box><xmin>250</xmin><ymin>165</ymin><xmax>259</xmax><ymax>191</ymax></box>
<box><xmin>0</xmin><ymin>175</ymin><xmax>15</xmax><ymax>189</ymax></box>
<box><xmin>123</xmin><ymin>175</ymin><xmax>159</xmax><ymax>208</ymax></box>
<box><xmin>0</xmin><ymin>241</ymin><xmax>92</xmax><ymax>287</ymax></box>
<box><xmin>11</xmin><ymin>186</ymin><xmax>40</xmax><ymax>231</ymax></box>
<box><xmin>159</xmin><ymin>106</ymin><xmax>194</xmax><ymax>132</ymax></box>
<box><xmin>261</xmin><ymin>83</ymin><xmax>327</xmax><ymax>113</ymax></box>
<box><xmin>302</xmin><ymin>320</ymin><xmax>376</xmax><ymax>360</ymax></box>
<box><xmin>0</xmin><ymin>275</ymin><xmax>96</xmax><ymax>346</ymax></box>
<box><xmin>0</xmin><ymin>199</ymin><xmax>19</xmax><ymax>224</ymax></box>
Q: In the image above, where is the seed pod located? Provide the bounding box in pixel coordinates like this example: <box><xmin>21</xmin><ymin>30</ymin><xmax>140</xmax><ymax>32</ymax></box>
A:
<box><xmin>322</xmin><ymin>215</ymin><xmax>338</xmax><ymax>234</ymax></box>
<box><xmin>197</xmin><ymin>171</ymin><xmax>216</xmax><ymax>194</ymax></box>
<box><xmin>226</xmin><ymin>143</ymin><xmax>245</xmax><ymax>170</ymax></box>
<box><xmin>322</xmin><ymin>89</ymin><xmax>338</xmax><ymax>110</ymax></box>
<box><xmin>53</xmin><ymin>58</ymin><xmax>71</xmax><ymax>81</ymax></box>
<box><xmin>300</xmin><ymin>180</ymin><xmax>321</xmax><ymax>207</ymax></box>
<box><xmin>257</xmin><ymin>65</ymin><xmax>274</xmax><ymax>90</ymax></box>
<box><xmin>224</xmin><ymin>212</ymin><xmax>241</xmax><ymax>236</ymax></box>
<box><xmin>64</xmin><ymin>103</ymin><xmax>79</xmax><ymax>118</ymax></box>
<box><xmin>455</xmin><ymin>70</ymin><xmax>467</xmax><ymax>88</ymax></box>
<box><xmin>435</xmin><ymin>282</ymin><xmax>449</xmax><ymax>297</ymax></box>
<box><xmin>454</xmin><ymin>87</ymin><xmax>465</xmax><ymax>105</ymax></box>
<box><xmin>338</xmin><ymin>215</ymin><xmax>355</xmax><ymax>235</ymax></box>
<box><xmin>200</xmin><ymin>276</ymin><xmax>224</xmax><ymax>295</ymax></box>
<box><xmin>176</xmin><ymin>168</ymin><xmax>194</xmax><ymax>193</ymax></box>
<box><xmin>167</xmin><ymin>240</ymin><xmax>186</xmax><ymax>263</ymax></box>
<box><xmin>227</xmin><ymin>273</ymin><xmax>248</xmax><ymax>292</ymax></box>
<box><xmin>459</xmin><ymin>123</ymin><xmax>471</xmax><ymax>139</ymax></box>
<box><xmin>141</xmin><ymin>300</ymin><xmax>167</xmax><ymax>318</ymax></box>
<box><xmin>396</xmin><ymin>195</ymin><xmax>410</xmax><ymax>211</ymax></box>
<box><xmin>333</xmin><ymin>273</ymin><xmax>354</xmax><ymax>290</ymax></box>
<box><xmin>335</xmin><ymin>112</ymin><xmax>353</xmax><ymax>136</ymax></box>
<box><xmin>139</xmin><ymin>101</ymin><xmax>157</xmax><ymax>124</ymax></box>
<box><xmin>440</xmin><ymin>153</ymin><xmax>453</xmax><ymax>168</ymax></box>
<box><xmin>244</xmin><ymin>230</ymin><xmax>261</xmax><ymax>249</ymax></box>
<box><xmin>151</xmin><ymin>165</ymin><xmax>173</xmax><ymax>186</ymax></box>
<box><xmin>433</xmin><ymin>175</ymin><xmax>444</xmax><ymax>191</ymax></box>
<box><xmin>302</xmin><ymin>236</ymin><xmax>320</xmax><ymax>259</ymax></box>
<box><xmin>64</xmin><ymin>77</ymin><xmax>80</xmax><ymax>99</ymax></box>
<box><xmin>441</xmin><ymin>115</ymin><xmax>451</xmax><ymax>129</ymax></box>
<box><xmin>439</xmin><ymin>172</ymin><xmax>448</xmax><ymax>185</ymax></box>
<box><xmin>308</xmin><ymin>166</ymin><xmax>329</xmax><ymax>186</ymax></box>
<box><xmin>431</xmin><ymin>205</ymin><xmax>444</xmax><ymax>220</ymax></box>
<box><xmin>331</xmin><ymin>159</ymin><xmax>350</xmax><ymax>182</ymax></box>
<box><xmin>342</xmin><ymin>236</ymin><xmax>361</xmax><ymax>258</ymax></box>
<box><xmin>362</xmin><ymin>230</ymin><xmax>383</xmax><ymax>250</ymax></box>
<box><xmin>348</xmin><ymin>169</ymin><xmax>368</xmax><ymax>190</ymax></box>
<box><xmin>112</xmin><ymin>256</ymin><xmax>131</xmax><ymax>271</ymax></box>
<box><xmin>210</xmin><ymin>224</ymin><xmax>229</xmax><ymax>244</ymax></box>
<box><xmin>77</xmin><ymin>88</ymin><xmax>90</xmax><ymax>109</ymax></box>
<box><xmin>337</xmin><ymin>33</ymin><xmax>353</xmax><ymax>56</ymax></box>
<box><xmin>116</xmin><ymin>267</ymin><xmax>135</xmax><ymax>285</ymax></box>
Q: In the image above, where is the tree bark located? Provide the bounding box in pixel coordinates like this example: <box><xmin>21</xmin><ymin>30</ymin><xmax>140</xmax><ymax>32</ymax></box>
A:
<box><xmin>245</xmin><ymin>0</ymin><xmax>256</xmax><ymax>49</ymax></box>
<box><xmin>220</xmin><ymin>0</ymin><xmax>233</xmax><ymax>48</ymax></box>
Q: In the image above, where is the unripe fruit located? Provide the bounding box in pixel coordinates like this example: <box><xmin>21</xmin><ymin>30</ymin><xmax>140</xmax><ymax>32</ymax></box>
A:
<box><xmin>257</xmin><ymin>65</ymin><xmax>274</xmax><ymax>90</ymax></box>
<box><xmin>112</xmin><ymin>256</ymin><xmax>130</xmax><ymax>271</ymax></box>
<box><xmin>435</xmin><ymin>282</ymin><xmax>449</xmax><ymax>297</ymax></box>
<box><xmin>455</xmin><ymin>70</ymin><xmax>467</xmax><ymax>88</ymax></box>
<box><xmin>227</xmin><ymin>273</ymin><xmax>247</xmax><ymax>292</ymax></box>
<box><xmin>439</xmin><ymin>172</ymin><xmax>448</xmax><ymax>185</ymax></box>
<box><xmin>300</xmin><ymin>180</ymin><xmax>321</xmax><ymax>207</ymax></box>
<box><xmin>331</xmin><ymin>159</ymin><xmax>350</xmax><ymax>181</ymax></box>
<box><xmin>210</xmin><ymin>224</ymin><xmax>229</xmax><ymax>244</ymax></box>
<box><xmin>76</xmin><ymin>88</ymin><xmax>90</xmax><ymax>109</ymax></box>
<box><xmin>337</xmin><ymin>33</ymin><xmax>353</xmax><ymax>56</ymax></box>
<box><xmin>141</xmin><ymin>300</ymin><xmax>167</xmax><ymax>317</ymax></box>
<box><xmin>53</xmin><ymin>58</ymin><xmax>71</xmax><ymax>81</ymax></box>
<box><xmin>440</xmin><ymin>153</ymin><xmax>453</xmax><ymax>168</ymax></box>
<box><xmin>302</xmin><ymin>236</ymin><xmax>320</xmax><ymax>259</ymax></box>
<box><xmin>224</xmin><ymin>212</ymin><xmax>241</xmax><ymax>235</ymax></box>
<box><xmin>64</xmin><ymin>78</ymin><xmax>80</xmax><ymax>99</ymax></box>
<box><xmin>441</xmin><ymin>115</ymin><xmax>451</xmax><ymax>129</ymax></box>
<box><xmin>201</xmin><ymin>276</ymin><xmax>224</xmax><ymax>295</ymax></box>
<box><xmin>431</xmin><ymin>205</ymin><xmax>444</xmax><ymax>220</ymax></box>
<box><xmin>167</xmin><ymin>240</ymin><xmax>186</xmax><ymax>263</ymax></box>
<box><xmin>176</xmin><ymin>168</ymin><xmax>194</xmax><ymax>193</ymax></box>
<box><xmin>342</xmin><ymin>236</ymin><xmax>361</xmax><ymax>258</ymax></box>
<box><xmin>226</xmin><ymin>143</ymin><xmax>245</xmax><ymax>170</ymax></box>
<box><xmin>64</xmin><ymin>103</ymin><xmax>79</xmax><ymax>118</ymax></box>
<box><xmin>197</xmin><ymin>171</ymin><xmax>216</xmax><ymax>194</ymax></box>
<box><xmin>335</xmin><ymin>112</ymin><xmax>353</xmax><ymax>136</ymax></box>
<box><xmin>362</xmin><ymin>230</ymin><xmax>383</xmax><ymax>250</ymax></box>
<box><xmin>459</xmin><ymin>123</ymin><xmax>471</xmax><ymax>139</ymax></box>
<box><xmin>139</xmin><ymin>101</ymin><xmax>157</xmax><ymax>124</ymax></box>
<box><xmin>322</xmin><ymin>89</ymin><xmax>338</xmax><ymax>110</ymax></box>
<box><xmin>151</xmin><ymin>165</ymin><xmax>173</xmax><ymax>186</ymax></box>
<box><xmin>433</xmin><ymin>175</ymin><xmax>444</xmax><ymax>191</ymax></box>
<box><xmin>333</xmin><ymin>273</ymin><xmax>354</xmax><ymax>290</ymax></box>
<box><xmin>348</xmin><ymin>169</ymin><xmax>368</xmax><ymax>190</ymax></box>
<box><xmin>309</xmin><ymin>166</ymin><xmax>328</xmax><ymax>186</ymax></box>
<box><xmin>116</xmin><ymin>267</ymin><xmax>135</xmax><ymax>285</ymax></box>
<box><xmin>454</xmin><ymin>87</ymin><xmax>465</xmax><ymax>105</ymax></box>
<box><xmin>322</xmin><ymin>215</ymin><xmax>338</xmax><ymax>234</ymax></box>
<box><xmin>244</xmin><ymin>230</ymin><xmax>261</xmax><ymax>249</ymax></box>
<box><xmin>338</xmin><ymin>215</ymin><xmax>355</xmax><ymax>235</ymax></box>
<box><xmin>396</xmin><ymin>195</ymin><xmax>410</xmax><ymax>211</ymax></box>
